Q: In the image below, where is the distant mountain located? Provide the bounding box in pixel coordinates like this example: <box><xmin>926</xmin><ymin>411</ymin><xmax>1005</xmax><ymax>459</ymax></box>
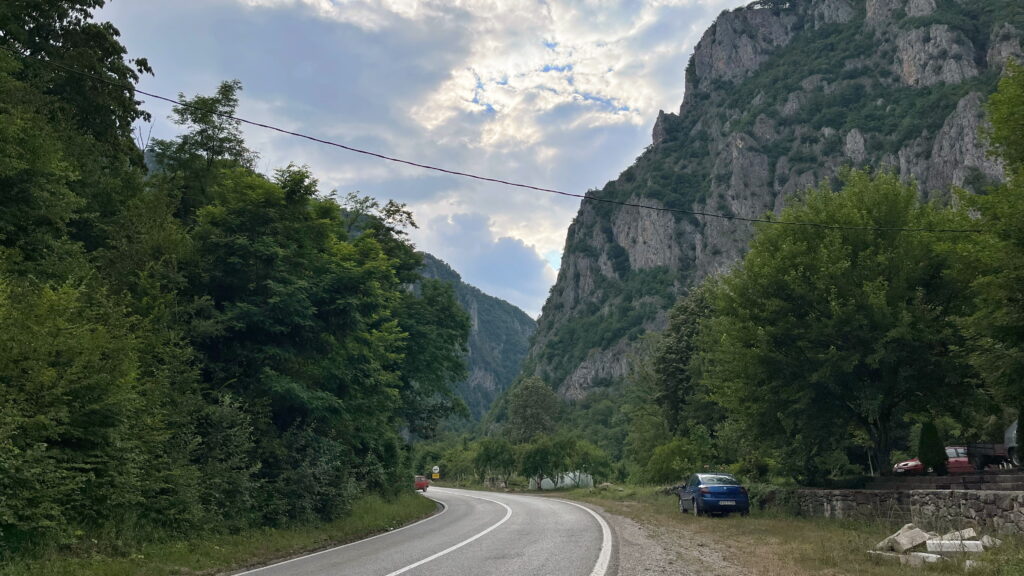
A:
<box><xmin>420</xmin><ymin>253</ymin><xmax>537</xmax><ymax>418</ymax></box>
<box><xmin>524</xmin><ymin>0</ymin><xmax>1023</xmax><ymax>398</ymax></box>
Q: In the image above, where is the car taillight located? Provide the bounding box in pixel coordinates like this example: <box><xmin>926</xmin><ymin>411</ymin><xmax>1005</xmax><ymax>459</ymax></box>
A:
<box><xmin>700</xmin><ymin>487</ymin><xmax>711</xmax><ymax>494</ymax></box>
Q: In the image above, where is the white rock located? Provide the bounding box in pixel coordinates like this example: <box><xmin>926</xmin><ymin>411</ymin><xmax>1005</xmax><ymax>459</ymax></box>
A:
<box><xmin>894</xmin><ymin>528</ymin><xmax>933</xmax><ymax>553</ymax></box>
<box><xmin>965</xmin><ymin>559</ymin><xmax>984</xmax><ymax>570</ymax></box>
<box><xmin>925</xmin><ymin>540</ymin><xmax>984</xmax><ymax>554</ymax></box>
<box><xmin>876</xmin><ymin>523</ymin><xmax>916</xmax><ymax>551</ymax></box>
<box><xmin>980</xmin><ymin>535</ymin><xmax>1003</xmax><ymax>548</ymax></box>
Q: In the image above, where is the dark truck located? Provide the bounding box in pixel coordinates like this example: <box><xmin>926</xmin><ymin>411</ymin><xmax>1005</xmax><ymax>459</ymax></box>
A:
<box><xmin>966</xmin><ymin>419</ymin><xmax>1019</xmax><ymax>470</ymax></box>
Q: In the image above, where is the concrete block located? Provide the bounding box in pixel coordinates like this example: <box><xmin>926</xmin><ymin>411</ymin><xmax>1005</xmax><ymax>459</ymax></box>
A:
<box><xmin>925</xmin><ymin>540</ymin><xmax>984</xmax><ymax>554</ymax></box>
<box><xmin>939</xmin><ymin>528</ymin><xmax>976</xmax><ymax>540</ymax></box>
<box><xmin>904</xmin><ymin>552</ymin><xmax>945</xmax><ymax>567</ymax></box>
<box><xmin>867</xmin><ymin>550</ymin><xmax>901</xmax><ymax>562</ymax></box>
<box><xmin>894</xmin><ymin>528</ymin><xmax>933</xmax><ymax>553</ymax></box>
<box><xmin>980</xmin><ymin>535</ymin><xmax>1002</xmax><ymax>548</ymax></box>
<box><xmin>875</xmin><ymin>523</ymin><xmax>916</xmax><ymax>551</ymax></box>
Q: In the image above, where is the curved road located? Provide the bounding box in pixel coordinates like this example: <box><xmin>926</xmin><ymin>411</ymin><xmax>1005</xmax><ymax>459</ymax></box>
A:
<box><xmin>233</xmin><ymin>487</ymin><xmax>614</xmax><ymax>576</ymax></box>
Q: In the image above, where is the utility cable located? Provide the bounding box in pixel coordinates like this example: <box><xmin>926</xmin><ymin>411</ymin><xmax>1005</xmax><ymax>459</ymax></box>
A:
<box><xmin>0</xmin><ymin>44</ymin><xmax>984</xmax><ymax>234</ymax></box>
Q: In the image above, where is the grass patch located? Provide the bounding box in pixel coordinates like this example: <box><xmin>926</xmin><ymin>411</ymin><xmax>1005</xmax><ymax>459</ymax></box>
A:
<box><xmin>560</xmin><ymin>486</ymin><xmax>1024</xmax><ymax>575</ymax></box>
<box><xmin>2</xmin><ymin>492</ymin><xmax>438</xmax><ymax>576</ymax></box>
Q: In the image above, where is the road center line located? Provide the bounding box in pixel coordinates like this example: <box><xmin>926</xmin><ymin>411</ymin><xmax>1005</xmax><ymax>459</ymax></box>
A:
<box><xmin>552</xmin><ymin>498</ymin><xmax>613</xmax><ymax>576</ymax></box>
<box><xmin>382</xmin><ymin>490</ymin><xmax>513</xmax><ymax>576</ymax></box>
<box><xmin>232</xmin><ymin>494</ymin><xmax>447</xmax><ymax>575</ymax></box>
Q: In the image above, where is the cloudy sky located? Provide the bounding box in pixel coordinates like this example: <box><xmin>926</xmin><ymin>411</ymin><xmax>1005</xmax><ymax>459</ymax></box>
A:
<box><xmin>101</xmin><ymin>0</ymin><xmax>740</xmax><ymax>317</ymax></box>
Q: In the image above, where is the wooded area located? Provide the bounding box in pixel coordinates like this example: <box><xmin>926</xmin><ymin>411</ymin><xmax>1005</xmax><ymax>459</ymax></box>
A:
<box><xmin>0</xmin><ymin>1</ymin><xmax>469</xmax><ymax>561</ymax></box>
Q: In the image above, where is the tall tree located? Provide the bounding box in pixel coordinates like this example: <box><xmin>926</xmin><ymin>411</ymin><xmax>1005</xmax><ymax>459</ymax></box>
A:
<box><xmin>653</xmin><ymin>281</ymin><xmax>718</xmax><ymax>436</ymax></box>
<box><xmin>963</xmin><ymin>63</ymin><xmax>1024</xmax><ymax>448</ymax></box>
<box><xmin>506</xmin><ymin>376</ymin><xmax>560</xmax><ymax>444</ymax></box>
<box><xmin>702</xmin><ymin>171</ymin><xmax>976</xmax><ymax>482</ymax></box>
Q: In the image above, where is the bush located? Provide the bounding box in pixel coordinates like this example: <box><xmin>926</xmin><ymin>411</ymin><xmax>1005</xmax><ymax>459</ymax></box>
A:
<box><xmin>918</xmin><ymin>420</ymin><xmax>949</xmax><ymax>476</ymax></box>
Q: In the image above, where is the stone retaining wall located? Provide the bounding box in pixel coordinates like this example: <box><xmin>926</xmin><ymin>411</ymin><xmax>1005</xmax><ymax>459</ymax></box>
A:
<box><xmin>795</xmin><ymin>489</ymin><xmax>1024</xmax><ymax>534</ymax></box>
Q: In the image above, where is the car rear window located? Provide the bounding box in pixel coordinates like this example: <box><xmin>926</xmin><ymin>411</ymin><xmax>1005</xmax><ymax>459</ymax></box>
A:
<box><xmin>700</xmin><ymin>475</ymin><xmax>739</xmax><ymax>485</ymax></box>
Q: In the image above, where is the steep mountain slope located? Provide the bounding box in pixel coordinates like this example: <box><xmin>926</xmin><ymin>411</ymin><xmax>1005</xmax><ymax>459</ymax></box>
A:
<box><xmin>420</xmin><ymin>254</ymin><xmax>537</xmax><ymax>418</ymax></box>
<box><xmin>526</xmin><ymin>0</ymin><xmax>1024</xmax><ymax>398</ymax></box>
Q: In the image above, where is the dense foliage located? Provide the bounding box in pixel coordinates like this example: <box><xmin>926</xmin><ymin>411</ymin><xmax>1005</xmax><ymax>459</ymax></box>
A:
<box><xmin>0</xmin><ymin>1</ymin><xmax>469</xmax><ymax>560</ymax></box>
<box><xmin>918</xmin><ymin>421</ymin><xmax>949</xmax><ymax>476</ymax></box>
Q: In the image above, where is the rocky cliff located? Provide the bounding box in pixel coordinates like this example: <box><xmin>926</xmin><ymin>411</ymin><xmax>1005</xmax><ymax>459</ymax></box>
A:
<box><xmin>420</xmin><ymin>253</ymin><xmax>537</xmax><ymax>418</ymax></box>
<box><xmin>526</xmin><ymin>0</ymin><xmax>1023</xmax><ymax>399</ymax></box>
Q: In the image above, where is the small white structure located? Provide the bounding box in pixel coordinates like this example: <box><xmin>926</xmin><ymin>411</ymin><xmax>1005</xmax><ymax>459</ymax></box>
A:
<box><xmin>529</xmin><ymin>471</ymin><xmax>594</xmax><ymax>490</ymax></box>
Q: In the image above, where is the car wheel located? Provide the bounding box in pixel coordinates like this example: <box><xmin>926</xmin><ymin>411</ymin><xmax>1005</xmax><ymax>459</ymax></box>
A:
<box><xmin>692</xmin><ymin>499</ymin><xmax>702</xmax><ymax>517</ymax></box>
<box><xmin>1011</xmin><ymin>448</ymin><xmax>1021</xmax><ymax>468</ymax></box>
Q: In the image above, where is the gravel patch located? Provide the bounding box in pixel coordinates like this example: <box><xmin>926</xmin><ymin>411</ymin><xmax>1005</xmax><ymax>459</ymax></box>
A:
<box><xmin>598</xmin><ymin>505</ymin><xmax>750</xmax><ymax>576</ymax></box>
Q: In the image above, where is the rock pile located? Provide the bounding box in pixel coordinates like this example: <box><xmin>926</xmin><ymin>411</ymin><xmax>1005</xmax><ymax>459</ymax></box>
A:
<box><xmin>869</xmin><ymin>524</ymin><xmax>1003</xmax><ymax>569</ymax></box>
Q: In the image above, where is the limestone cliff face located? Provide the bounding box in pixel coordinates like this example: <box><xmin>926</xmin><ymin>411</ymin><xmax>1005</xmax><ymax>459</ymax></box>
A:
<box><xmin>419</xmin><ymin>254</ymin><xmax>537</xmax><ymax>418</ymax></box>
<box><xmin>525</xmin><ymin>0</ymin><xmax>1022</xmax><ymax>397</ymax></box>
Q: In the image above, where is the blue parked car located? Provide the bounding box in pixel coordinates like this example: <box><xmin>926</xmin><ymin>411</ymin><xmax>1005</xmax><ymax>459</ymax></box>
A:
<box><xmin>677</xmin><ymin>472</ymin><xmax>750</xmax><ymax>516</ymax></box>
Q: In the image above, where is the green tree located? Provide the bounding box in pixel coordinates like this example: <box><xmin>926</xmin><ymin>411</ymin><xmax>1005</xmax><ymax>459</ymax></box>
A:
<box><xmin>150</xmin><ymin>80</ymin><xmax>257</xmax><ymax>221</ymax></box>
<box><xmin>506</xmin><ymin>376</ymin><xmax>560</xmax><ymax>443</ymax></box>
<box><xmin>918</xmin><ymin>420</ymin><xmax>949</xmax><ymax>476</ymax></box>
<box><xmin>963</xmin><ymin>63</ymin><xmax>1024</xmax><ymax>449</ymax></box>
<box><xmin>654</xmin><ymin>281</ymin><xmax>719</xmax><ymax>436</ymax></box>
<box><xmin>395</xmin><ymin>279</ymin><xmax>470</xmax><ymax>438</ymax></box>
<box><xmin>567</xmin><ymin>440</ymin><xmax>613</xmax><ymax>486</ymax></box>
<box><xmin>473</xmin><ymin>438</ymin><xmax>516</xmax><ymax>486</ymax></box>
<box><xmin>703</xmin><ymin>171</ymin><xmax>975</xmax><ymax>483</ymax></box>
<box><xmin>518</xmin><ymin>436</ymin><xmax>565</xmax><ymax>490</ymax></box>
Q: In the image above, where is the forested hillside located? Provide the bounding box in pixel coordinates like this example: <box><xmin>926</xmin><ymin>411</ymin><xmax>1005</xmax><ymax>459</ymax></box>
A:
<box><xmin>420</xmin><ymin>254</ymin><xmax>536</xmax><ymax>419</ymax></box>
<box><xmin>524</xmin><ymin>0</ymin><xmax>1024</xmax><ymax>398</ymax></box>
<box><xmin>0</xmin><ymin>1</ymin><xmax>469</xmax><ymax>561</ymax></box>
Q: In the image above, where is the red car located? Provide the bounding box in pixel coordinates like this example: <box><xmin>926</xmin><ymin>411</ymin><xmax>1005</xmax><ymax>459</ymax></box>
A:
<box><xmin>414</xmin><ymin>475</ymin><xmax>430</xmax><ymax>491</ymax></box>
<box><xmin>892</xmin><ymin>446</ymin><xmax>973</xmax><ymax>475</ymax></box>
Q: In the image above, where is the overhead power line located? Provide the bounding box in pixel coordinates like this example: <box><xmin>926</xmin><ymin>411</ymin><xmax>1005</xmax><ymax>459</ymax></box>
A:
<box><xmin>0</xmin><ymin>44</ymin><xmax>984</xmax><ymax>234</ymax></box>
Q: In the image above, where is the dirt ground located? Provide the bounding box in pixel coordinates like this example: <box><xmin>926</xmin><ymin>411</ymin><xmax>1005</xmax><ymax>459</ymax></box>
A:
<box><xmin>596</xmin><ymin>502</ymin><xmax>751</xmax><ymax>576</ymax></box>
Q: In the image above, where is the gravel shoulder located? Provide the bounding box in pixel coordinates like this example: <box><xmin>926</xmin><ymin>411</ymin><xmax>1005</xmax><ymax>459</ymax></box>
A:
<box><xmin>593</xmin><ymin>501</ymin><xmax>750</xmax><ymax>576</ymax></box>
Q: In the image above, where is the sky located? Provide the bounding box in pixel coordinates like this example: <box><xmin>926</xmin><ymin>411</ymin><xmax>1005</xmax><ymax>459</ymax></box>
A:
<box><xmin>100</xmin><ymin>0</ymin><xmax>741</xmax><ymax>317</ymax></box>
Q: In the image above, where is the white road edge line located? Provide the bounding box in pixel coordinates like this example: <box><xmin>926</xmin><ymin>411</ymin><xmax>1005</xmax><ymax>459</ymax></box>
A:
<box><xmin>231</xmin><ymin>493</ymin><xmax>447</xmax><ymax>575</ymax></box>
<box><xmin>552</xmin><ymin>498</ymin><xmax>613</xmax><ymax>576</ymax></box>
<box><xmin>383</xmin><ymin>489</ymin><xmax>513</xmax><ymax>576</ymax></box>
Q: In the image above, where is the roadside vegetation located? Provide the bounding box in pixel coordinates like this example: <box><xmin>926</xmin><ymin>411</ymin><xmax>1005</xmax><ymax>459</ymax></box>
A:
<box><xmin>0</xmin><ymin>1</ymin><xmax>466</xmax><ymax>569</ymax></box>
<box><xmin>3</xmin><ymin>492</ymin><xmax>437</xmax><ymax>576</ymax></box>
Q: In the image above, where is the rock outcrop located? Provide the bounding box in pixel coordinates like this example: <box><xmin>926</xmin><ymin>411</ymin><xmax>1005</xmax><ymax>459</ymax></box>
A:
<box><xmin>524</xmin><ymin>0</ymin><xmax>1017</xmax><ymax>397</ymax></box>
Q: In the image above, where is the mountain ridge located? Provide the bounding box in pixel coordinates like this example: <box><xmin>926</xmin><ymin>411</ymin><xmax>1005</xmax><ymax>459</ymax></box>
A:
<box><xmin>419</xmin><ymin>253</ymin><xmax>537</xmax><ymax>418</ymax></box>
<box><xmin>523</xmin><ymin>0</ymin><xmax>1023</xmax><ymax>398</ymax></box>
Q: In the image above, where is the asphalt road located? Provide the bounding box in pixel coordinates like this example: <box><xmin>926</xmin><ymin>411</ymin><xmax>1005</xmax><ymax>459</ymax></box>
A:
<box><xmin>233</xmin><ymin>487</ymin><xmax>614</xmax><ymax>576</ymax></box>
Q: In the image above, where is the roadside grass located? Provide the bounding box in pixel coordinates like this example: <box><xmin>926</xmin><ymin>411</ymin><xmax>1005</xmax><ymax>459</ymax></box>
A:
<box><xmin>2</xmin><ymin>491</ymin><xmax>438</xmax><ymax>576</ymax></box>
<box><xmin>560</xmin><ymin>486</ymin><xmax>1024</xmax><ymax>576</ymax></box>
